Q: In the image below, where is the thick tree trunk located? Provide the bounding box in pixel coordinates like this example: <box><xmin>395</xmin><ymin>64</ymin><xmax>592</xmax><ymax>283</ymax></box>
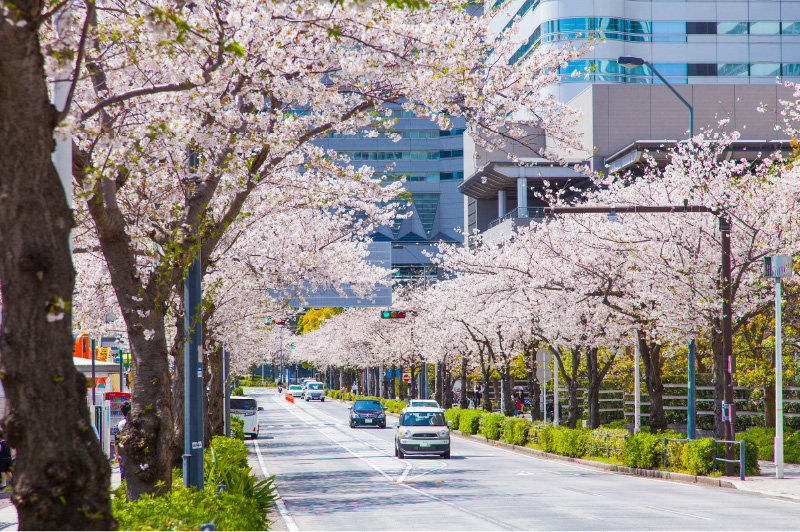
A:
<box><xmin>637</xmin><ymin>334</ymin><xmax>667</xmax><ymax>432</ymax></box>
<box><xmin>460</xmin><ymin>357</ymin><xmax>468</xmax><ymax>407</ymax></box>
<box><xmin>554</xmin><ymin>347</ymin><xmax>581</xmax><ymax>429</ymax></box>
<box><xmin>586</xmin><ymin>347</ymin><xmax>615</xmax><ymax>430</ymax></box>
<box><xmin>410</xmin><ymin>365</ymin><xmax>418</xmax><ymax>399</ymax></box>
<box><xmin>435</xmin><ymin>363</ymin><xmax>443</xmax><ymax>406</ymax></box>
<box><xmin>170</xmin><ymin>308</ymin><xmax>186</xmax><ymax>469</ymax></box>
<box><xmin>0</xmin><ymin>10</ymin><xmax>116</xmax><ymax>528</ymax></box>
<box><xmin>491</xmin><ymin>377</ymin><xmax>500</xmax><ymax>412</ymax></box>
<box><xmin>501</xmin><ymin>369</ymin><xmax>513</xmax><ymax>416</ymax></box>
<box><xmin>525</xmin><ymin>349</ymin><xmax>540</xmax><ymax>421</ymax></box>
<box><xmin>444</xmin><ymin>368</ymin><xmax>453</xmax><ymax>409</ymax></box>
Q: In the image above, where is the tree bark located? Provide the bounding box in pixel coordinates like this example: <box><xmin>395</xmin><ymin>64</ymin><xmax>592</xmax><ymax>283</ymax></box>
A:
<box><xmin>763</xmin><ymin>382</ymin><xmax>776</xmax><ymax>429</ymax></box>
<box><xmin>553</xmin><ymin>347</ymin><xmax>581</xmax><ymax>428</ymax></box>
<box><xmin>637</xmin><ymin>333</ymin><xmax>667</xmax><ymax>432</ymax></box>
<box><xmin>0</xmin><ymin>8</ymin><xmax>116</xmax><ymax>527</ymax></box>
<box><xmin>586</xmin><ymin>347</ymin><xmax>616</xmax><ymax>430</ymax></box>
<box><xmin>500</xmin><ymin>367</ymin><xmax>513</xmax><ymax>417</ymax></box>
<box><xmin>207</xmin><ymin>344</ymin><xmax>224</xmax><ymax>438</ymax></box>
<box><xmin>524</xmin><ymin>344</ymin><xmax>540</xmax><ymax>421</ymax></box>
<box><xmin>460</xmin><ymin>357</ymin><xmax>468</xmax><ymax>408</ymax></box>
<box><xmin>711</xmin><ymin>325</ymin><xmax>726</xmax><ymax>438</ymax></box>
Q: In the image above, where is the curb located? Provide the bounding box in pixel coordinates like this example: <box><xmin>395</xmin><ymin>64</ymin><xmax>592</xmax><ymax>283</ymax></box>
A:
<box><xmin>448</xmin><ymin>429</ymin><xmax>737</xmax><ymax>489</ymax></box>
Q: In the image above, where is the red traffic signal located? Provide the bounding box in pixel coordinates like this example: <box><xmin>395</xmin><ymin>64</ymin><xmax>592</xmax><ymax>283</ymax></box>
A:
<box><xmin>381</xmin><ymin>310</ymin><xmax>406</xmax><ymax>319</ymax></box>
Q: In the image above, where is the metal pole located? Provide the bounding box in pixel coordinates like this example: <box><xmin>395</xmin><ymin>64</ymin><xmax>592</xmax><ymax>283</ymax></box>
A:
<box><xmin>553</xmin><ymin>352</ymin><xmax>559</xmax><ymax>426</ymax></box>
<box><xmin>775</xmin><ymin>278</ymin><xmax>784</xmax><ymax>479</ymax></box>
<box><xmin>644</xmin><ymin>60</ymin><xmax>693</xmax><ymax>138</ymax></box>
<box><xmin>223</xmin><ymin>346</ymin><xmax>230</xmax><ymax>439</ymax></box>
<box><xmin>634</xmin><ymin>334</ymin><xmax>641</xmax><ymax>434</ymax></box>
<box><xmin>183</xmin><ymin>246</ymin><xmax>204</xmax><ymax>490</ymax></box>
<box><xmin>720</xmin><ymin>216</ymin><xmax>736</xmax><ymax>476</ymax></box>
<box><xmin>280</xmin><ymin>326</ymin><xmax>284</xmax><ymax>385</ymax></box>
<box><xmin>688</xmin><ymin>339</ymin><xmax>696</xmax><ymax>440</ymax></box>
<box><xmin>90</xmin><ymin>338</ymin><xmax>96</xmax><ymax>406</ymax></box>
<box><xmin>119</xmin><ymin>347</ymin><xmax>124</xmax><ymax>393</ymax></box>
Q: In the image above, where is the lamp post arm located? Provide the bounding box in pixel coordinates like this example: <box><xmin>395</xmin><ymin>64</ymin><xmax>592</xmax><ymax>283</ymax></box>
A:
<box><xmin>644</xmin><ymin>60</ymin><xmax>693</xmax><ymax>138</ymax></box>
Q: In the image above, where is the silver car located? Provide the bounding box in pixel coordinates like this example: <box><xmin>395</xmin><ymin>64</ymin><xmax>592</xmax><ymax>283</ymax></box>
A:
<box><xmin>394</xmin><ymin>407</ymin><xmax>452</xmax><ymax>459</ymax></box>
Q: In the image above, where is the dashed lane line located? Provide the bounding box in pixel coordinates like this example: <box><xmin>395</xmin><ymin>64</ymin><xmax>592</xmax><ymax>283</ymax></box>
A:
<box><xmin>251</xmin><ymin>438</ymin><xmax>299</xmax><ymax>532</ymax></box>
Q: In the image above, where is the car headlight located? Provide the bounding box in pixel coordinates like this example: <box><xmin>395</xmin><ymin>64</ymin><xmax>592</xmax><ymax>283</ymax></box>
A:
<box><xmin>399</xmin><ymin>429</ymin><xmax>411</xmax><ymax>438</ymax></box>
<box><xmin>438</xmin><ymin>429</ymin><xmax>449</xmax><ymax>438</ymax></box>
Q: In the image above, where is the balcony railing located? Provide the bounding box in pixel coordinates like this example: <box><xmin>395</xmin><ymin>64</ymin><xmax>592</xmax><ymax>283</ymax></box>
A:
<box><xmin>487</xmin><ymin>207</ymin><xmax>548</xmax><ymax>229</ymax></box>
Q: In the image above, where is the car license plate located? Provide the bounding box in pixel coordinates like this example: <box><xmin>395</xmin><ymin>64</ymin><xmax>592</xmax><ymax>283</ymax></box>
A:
<box><xmin>365</xmin><ymin>419</ymin><xmax>372</xmax><ymax>423</ymax></box>
<box><xmin>420</xmin><ymin>442</ymin><xmax>431</xmax><ymax>447</ymax></box>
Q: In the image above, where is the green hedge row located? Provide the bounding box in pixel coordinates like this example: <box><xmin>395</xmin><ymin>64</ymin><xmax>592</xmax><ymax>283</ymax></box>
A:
<box><xmin>445</xmin><ymin>409</ymin><xmax>760</xmax><ymax>477</ymax></box>
<box><xmin>324</xmin><ymin>390</ymin><xmax>407</xmax><ymax>413</ymax></box>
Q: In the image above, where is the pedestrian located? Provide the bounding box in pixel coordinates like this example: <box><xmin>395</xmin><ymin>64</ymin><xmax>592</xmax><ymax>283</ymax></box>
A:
<box><xmin>351</xmin><ymin>381</ymin><xmax>358</xmax><ymax>396</ymax></box>
<box><xmin>0</xmin><ymin>431</ymin><xmax>12</xmax><ymax>489</ymax></box>
<box><xmin>515</xmin><ymin>397</ymin><xmax>523</xmax><ymax>417</ymax></box>
<box><xmin>117</xmin><ymin>401</ymin><xmax>131</xmax><ymax>481</ymax></box>
<box><xmin>474</xmin><ymin>384</ymin><xmax>482</xmax><ymax>406</ymax></box>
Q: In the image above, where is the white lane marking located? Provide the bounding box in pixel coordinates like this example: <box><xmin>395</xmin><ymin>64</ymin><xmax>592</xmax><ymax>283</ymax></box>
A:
<box><xmin>645</xmin><ymin>506</ymin><xmax>712</xmax><ymax>521</ymax></box>
<box><xmin>766</xmin><ymin>498</ymin><xmax>800</xmax><ymax>505</ymax></box>
<box><xmin>252</xmin><ymin>438</ymin><xmax>299</xmax><ymax>532</ymax></box>
<box><xmin>407</xmin><ymin>462</ymin><xmax>447</xmax><ymax>482</ymax></box>
<box><xmin>277</xmin><ymin>399</ymin><xmax>517</xmax><ymax>530</ymax></box>
<box><xmin>396</xmin><ymin>464</ymin><xmax>412</xmax><ymax>483</ymax></box>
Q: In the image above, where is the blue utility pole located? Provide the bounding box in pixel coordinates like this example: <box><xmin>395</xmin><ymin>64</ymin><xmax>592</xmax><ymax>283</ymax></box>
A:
<box><xmin>688</xmin><ymin>339</ymin><xmax>696</xmax><ymax>439</ymax></box>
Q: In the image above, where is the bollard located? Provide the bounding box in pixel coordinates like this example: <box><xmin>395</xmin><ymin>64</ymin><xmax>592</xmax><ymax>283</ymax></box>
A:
<box><xmin>663</xmin><ymin>438</ymin><xmax>668</xmax><ymax>468</ymax></box>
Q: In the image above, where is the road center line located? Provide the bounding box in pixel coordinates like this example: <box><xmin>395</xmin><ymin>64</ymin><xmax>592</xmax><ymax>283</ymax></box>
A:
<box><xmin>645</xmin><ymin>506</ymin><xmax>712</xmax><ymax>521</ymax></box>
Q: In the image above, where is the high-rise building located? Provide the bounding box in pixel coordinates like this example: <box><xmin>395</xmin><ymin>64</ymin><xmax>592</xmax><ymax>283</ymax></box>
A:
<box><xmin>462</xmin><ymin>0</ymin><xmax>798</xmax><ymax>241</ymax></box>
<box><xmin>317</xmin><ymin>105</ymin><xmax>466</xmax><ymax>284</ymax></box>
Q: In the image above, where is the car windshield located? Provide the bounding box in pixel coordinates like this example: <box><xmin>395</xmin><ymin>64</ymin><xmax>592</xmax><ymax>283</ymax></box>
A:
<box><xmin>308</xmin><ymin>383</ymin><xmax>323</xmax><ymax>390</ymax></box>
<box><xmin>230</xmin><ymin>398</ymin><xmax>257</xmax><ymax>411</ymax></box>
<box><xmin>289</xmin><ymin>385</ymin><xmax>303</xmax><ymax>390</ymax></box>
<box><xmin>353</xmin><ymin>400</ymin><xmax>382</xmax><ymax>411</ymax></box>
<box><xmin>401</xmin><ymin>412</ymin><xmax>446</xmax><ymax>426</ymax></box>
<box><xmin>411</xmin><ymin>400</ymin><xmax>438</xmax><ymax>408</ymax></box>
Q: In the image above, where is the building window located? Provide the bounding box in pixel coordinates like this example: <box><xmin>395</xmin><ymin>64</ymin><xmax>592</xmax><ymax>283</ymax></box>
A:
<box><xmin>687</xmin><ymin>63</ymin><xmax>718</xmax><ymax>76</ymax></box>
<box><xmin>782</xmin><ymin>22</ymin><xmax>800</xmax><ymax>34</ymax></box>
<box><xmin>783</xmin><ymin>64</ymin><xmax>800</xmax><ymax>77</ymax></box>
<box><xmin>751</xmin><ymin>63</ymin><xmax>780</xmax><ymax>77</ymax></box>
<box><xmin>718</xmin><ymin>63</ymin><xmax>749</xmax><ymax>76</ymax></box>
<box><xmin>717</xmin><ymin>22</ymin><xmax>749</xmax><ymax>35</ymax></box>
<box><xmin>750</xmin><ymin>22</ymin><xmax>781</xmax><ymax>35</ymax></box>
<box><xmin>687</xmin><ymin>22</ymin><xmax>717</xmax><ymax>34</ymax></box>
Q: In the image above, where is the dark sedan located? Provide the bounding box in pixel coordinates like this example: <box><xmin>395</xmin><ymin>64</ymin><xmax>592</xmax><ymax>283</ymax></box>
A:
<box><xmin>349</xmin><ymin>399</ymin><xmax>386</xmax><ymax>428</ymax></box>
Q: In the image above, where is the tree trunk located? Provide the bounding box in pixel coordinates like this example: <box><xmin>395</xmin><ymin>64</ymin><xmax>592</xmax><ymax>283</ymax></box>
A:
<box><xmin>444</xmin><ymin>368</ymin><xmax>453</xmax><ymax>409</ymax></box>
<box><xmin>525</xmin><ymin>348</ymin><xmax>541</xmax><ymax>421</ymax></box>
<box><xmin>637</xmin><ymin>333</ymin><xmax>667</xmax><ymax>432</ymax></box>
<box><xmin>207</xmin><ymin>344</ymin><xmax>224</xmax><ymax>438</ymax></box>
<box><xmin>763</xmin><ymin>382</ymin><xmax>776</xmax><ymax>429</ymax></box>
<box><xmin>554</xmin><ymin>347</ymin><xmax>581</xmax><ymax>429</ymax></box>
<box><xmin>711</xmin><ymin>325</ymin><xmax>726</xmax><ymax>438</ymax></box>
<box><xmin>435</xmin><ymin>363</ymin><xmax>443</xmax><ymax>406</ymax></box>
<box><xmin>170</xmin><ymin>306</ymin><xmax>186</xmax><ymax>469</ymax></box>
<box><xmin>389</xmin><ymin>366</ymin><xmax>396</xmax><ymax>399</ymax></box>
<box><xmin>410</xmin><ymin>365</ymin><xmax>417</xmax><ymax>399</ymax></box>
<box><xmin>0</xmin><ymin>11</ymin><xmax>116</xmax><ymax>528</ymax></box>
<box><xmin>491</xmin><ymin>377</ymin><xmax>500</xmax><ymax>412</ymax></box>
<box><xmin>586</xmin><ymin>347</ymin><xmax>616</xmax><ymax>430</ymax></box>
<box><xmin>460</xmin><ymin>357</ymin><xmax>468</xmax><ymax>408</ymax></box>
<box><xmin>479</xmin><ymin>358</ymin><xmax>493</xmax><ymax>412</ymax></box>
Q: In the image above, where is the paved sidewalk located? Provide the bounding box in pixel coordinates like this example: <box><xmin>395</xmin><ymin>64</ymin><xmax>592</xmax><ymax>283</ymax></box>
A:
<box><xmin>725</xmin><ymin>461</ymin><xmax>800</xmax><ymax>501</ymax></box>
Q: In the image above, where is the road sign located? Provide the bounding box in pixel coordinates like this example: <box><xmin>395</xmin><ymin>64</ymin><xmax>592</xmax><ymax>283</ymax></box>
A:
<box><xmin>402</xmin><ymin>373</ymin><xmax>411</xmax><ymax>383</ymax></box>
<box><xmin>535</xmin><ymin>348</ymin><xmax>549</xmax><ymax>363</ymax></box>
<box><xmin>536</xmin><ymin>365</ymin><xmax>552</xmax><ymax>381</ymax></box>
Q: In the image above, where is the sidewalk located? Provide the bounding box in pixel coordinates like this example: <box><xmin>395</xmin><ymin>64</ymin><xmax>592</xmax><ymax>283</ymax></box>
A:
<box><xmin>725</xmin><ymin>461</ymin><xmax>800</xmax><ymax>501</ymax></box>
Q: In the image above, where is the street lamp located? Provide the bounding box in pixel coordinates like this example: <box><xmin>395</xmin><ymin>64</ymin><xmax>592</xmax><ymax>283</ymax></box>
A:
<box><xmin>617</xmin><ymin>56</ymin><xmax>693</xmax><ymax>138</ymax></box>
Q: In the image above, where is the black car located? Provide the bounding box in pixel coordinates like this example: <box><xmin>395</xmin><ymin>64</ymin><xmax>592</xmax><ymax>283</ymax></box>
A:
<box><xmin>349</xmin><ymin>399</ymin><xmax>386</xmax><ymax>428</ymax></box>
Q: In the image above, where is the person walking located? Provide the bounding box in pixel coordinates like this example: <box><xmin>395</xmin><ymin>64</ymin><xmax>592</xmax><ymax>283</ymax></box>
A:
<box><xmin>116</xmin><ymin>401</ymin><xmax>131</xmax><ymax>481</ymax></box>
<box><xmin>351</xmin><ymin>381</ymin><xmax>358</xmax><ymax>396</ymax></box>
<box><xmin>514</xmin><ymin>396</ymin><xmax>523</xmax><ymax>417</ymax></box>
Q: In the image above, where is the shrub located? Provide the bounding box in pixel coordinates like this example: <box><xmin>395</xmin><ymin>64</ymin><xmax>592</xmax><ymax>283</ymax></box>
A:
<box><xmin>205</xmin><ymin>436</ymin><xmax>278</xmax><ymax>516</ymax></box>
<box><xmin>587</xmin><ymin>428</ymin><xmax>628</xmax><ymax>460</ymax></box>
<box><xmin>501</xmin><ymin>419</ymin><xmax>530</xmax><ymax>446</ymax></box>
<box><xmin>233</xmin><ymin>386</ymin><xmax>244</xmax><ymax>396</ymax></box>
<box><xmin>622</xmin><ymin>432</ymin><xmax>663</xmax><ymax>469</ymax></box>
<box><xmin>554</xmin><ymin>428</ymin><xmax>589</xmax><ymax>458</ymax></box>
<box><xmin>527</xmin><ymin>422</ymin><xmax>551</xmax><ymax>446</ymax></box>
<box><xmin>665</xmin><ymin>439</ymin><xmax>687</xmax><ymax>470</ymax></box>
<box><xmin>599</xmin><ymin>420</ymin><xmax>626</xmax><ymax>430</ymax></box>
<box><xmin>230</xmin><ymin>416</ymin><xmax>244</xmax><ymax>441</ymax></box>
<box><xmin>733</xmin><ymin>435</ymin><xmax>761</xmax><ymax>476</ymax></box>
<box><xmin>444</xmin><ymin>408</ymin><xmax>463</xmax><ymax>430</ymax></box>
<box><xmin>458</xmin><ymin>410</ymin><xmax>483</xmax><ymax>434</ymax></box>
<box><xmin>386</xmin><ymin>399</ymin><xmax>397</xmax><ymax>413</ymax></box>
<box><xmin>683</xmin><ymin>438</ymin><xmax>715</xmax><ymax>475</ymax></box>
<box><xmin>480</xmin><ymin>413</ymin><xmax>507</xmax><ymax>440</ymax></box>
<box><xmin>112</xmin><ymin>482</ymin><xmax>267</xmax><ymax>531</ymax></box>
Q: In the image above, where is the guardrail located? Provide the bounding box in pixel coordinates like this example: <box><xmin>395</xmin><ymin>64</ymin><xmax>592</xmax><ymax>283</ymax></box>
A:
<box><xmin>662</xmin><ymin>437</ymin><xmax>689</xmax><ymax>468</ymax></box>
<box><xmin>712</xmin><ymin>439</ymin><xmax>745</xmax><ymax>480</ymax></box>
<box><xmin>591</xmin><ymin>433</ymin><xmax>626</xmax><ymax>459</ymax></box>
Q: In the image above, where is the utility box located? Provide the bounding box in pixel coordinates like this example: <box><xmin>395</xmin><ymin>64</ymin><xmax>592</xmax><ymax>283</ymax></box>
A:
<box><xmin>764</xmin><ymin>256</ymin><xmax>792</xmax><ymax>278</ymax></box>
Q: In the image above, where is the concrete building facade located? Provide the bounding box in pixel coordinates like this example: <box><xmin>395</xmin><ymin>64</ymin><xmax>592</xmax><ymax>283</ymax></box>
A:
<box><xmin>462</xmin><ymin>0</ymin><xmax>799</xmax><ymax>242</ymax></box>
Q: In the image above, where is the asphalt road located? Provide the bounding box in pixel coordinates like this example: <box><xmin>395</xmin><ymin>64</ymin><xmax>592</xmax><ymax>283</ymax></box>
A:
<box><xmin>245</xmin><ymin>388</ymin><xmax>800</xmax><ymax>531</ymax></box>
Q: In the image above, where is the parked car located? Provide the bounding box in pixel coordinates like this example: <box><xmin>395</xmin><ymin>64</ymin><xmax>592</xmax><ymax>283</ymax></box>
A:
<box><xmin>230</xmin><ymin>396</ymin><xmax>264</xmax><ymax>439</ymax></box>
<box><xmin>303</xmin><ymin>381</ymin><xmax>325</xmax><ymax>401</ymax></box>
<box><xmin>394</xmin><ymin>407</ymin><xmax>451</xmax><ymax>459</ymax></box>
<box><xmin>349</xmin><ymin>399</ymin><xmax>386</xmax><ymax>428</ymax></box>
<box><xmin>286</xmin><ymin>384</ymin><xmax>303</xmax><ymax>397</ymax></box>
<box><xmin>408</xmin><ymin>399</ymin><xmax>440</xmax><ymax>409</ymax></box>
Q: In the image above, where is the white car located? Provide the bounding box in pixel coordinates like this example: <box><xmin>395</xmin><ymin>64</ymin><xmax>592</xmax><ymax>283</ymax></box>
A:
<box><xmin>230</xmin><ymin>396</ymin><xmax>263</xmax><ymax>439</ymax></box>
<box><xmin>303</xmin><ymin>381</ymin><xmax>325</xmax><ymax>401</ymax></box>
<box><xmin>286</xmin><ymin>384</ymin><xmax>304</xmax><ymax>398</ymax></box>
<box><xmin>408</xmin><ymin>399</ymin><xmax>440</xmax><ymax>409</ymax></box>
<box><xmin>394</xmin><ymin>407</ymin><xmax>452</xmax><ymax>459</ymax></box>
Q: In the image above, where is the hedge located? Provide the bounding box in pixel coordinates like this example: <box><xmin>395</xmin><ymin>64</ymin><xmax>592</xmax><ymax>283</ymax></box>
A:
<box><xmin>480</xmin><ymin>413</ymin><xmax>506</xmax><ymax>440</ymax></box>
<box><xmin>737</xmin><ymin>427</ymin><xmax>800</xmax><ymax>464</ymax></box>
<box><xmin>458</xmin><ymin>410</ymin><xmax>484</xmax><ymax>434</ymax></box>
<box><xmin>445</xmin><ymin>408</ymin><xmax>464</xmax><ymax>430</ymax></box>
<box><xmin>501</xmin><ymin>419</ymin><xmax>531</xmax><ymax>446</ymax></box>
<box><xmin>622</xmin><ymin>432</ymin><xmax>663</xmax><ymax>469</ymax></box>
<box><xmin>587</xmin><ymin>428</ymin><xmax>627</xmax><ymax>460</ymax></box>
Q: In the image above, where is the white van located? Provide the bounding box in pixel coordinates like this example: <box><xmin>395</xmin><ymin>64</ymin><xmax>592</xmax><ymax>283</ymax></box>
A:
<box><xmin>230</xmin><ymin>396</ymin><xmax>262</xmax><ymax>439</ymax></box>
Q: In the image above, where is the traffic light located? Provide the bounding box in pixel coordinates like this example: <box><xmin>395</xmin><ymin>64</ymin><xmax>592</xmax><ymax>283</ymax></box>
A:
<box><xmin>290</xmin><ymin>344</ymin><xmax>295</xmax><ymax>349</ymax></box>
<box><xmin>381</xmin><ymin>310</ymin><xmax>406</xmax><ymax>319</ymax></box>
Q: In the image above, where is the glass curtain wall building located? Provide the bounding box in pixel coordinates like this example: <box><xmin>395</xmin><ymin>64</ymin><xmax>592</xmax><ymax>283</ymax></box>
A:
<box><xmin>462</xmin><ymin>0</ymin><xmax>797</xmax><ymax>241</ymax></box>
<box><xmin>316</xmin><ymin>105</ymin><xmax>465</xmax><ymax>285</ymax></box>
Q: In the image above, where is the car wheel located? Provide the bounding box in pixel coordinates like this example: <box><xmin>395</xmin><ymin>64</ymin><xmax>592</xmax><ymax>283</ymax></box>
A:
<box><xmin>394</xmin><ymin>443</ymin><xmax>399</xmax><ymax>457</ymax></box>
<box><xmin>398</xmin><ymin>447</ymin><xmax>405</xmax><ymax>459</ymax></box>
<box><xmin>349</xmin><ymin>420</ymin><xmax>354</xmax><ymax>428</ymax></box>
<box><xmin>306</xmin><ymin>397</ymin><xmax>310</xmax><ymax>402</ymax></box>
<box><xmin>321</xmin><ymin>398</ymin><xmax>325</xmax><ymax>402</ymax></box>
<box><xmin>380</xmin><ymin>423</ymin><xmax>386</xmax><ymax>429</ymax></box>
<box><xmin>442</xmin><ymin>450</ymin><xmax>450</xmax><ymax>459</ymax></box>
